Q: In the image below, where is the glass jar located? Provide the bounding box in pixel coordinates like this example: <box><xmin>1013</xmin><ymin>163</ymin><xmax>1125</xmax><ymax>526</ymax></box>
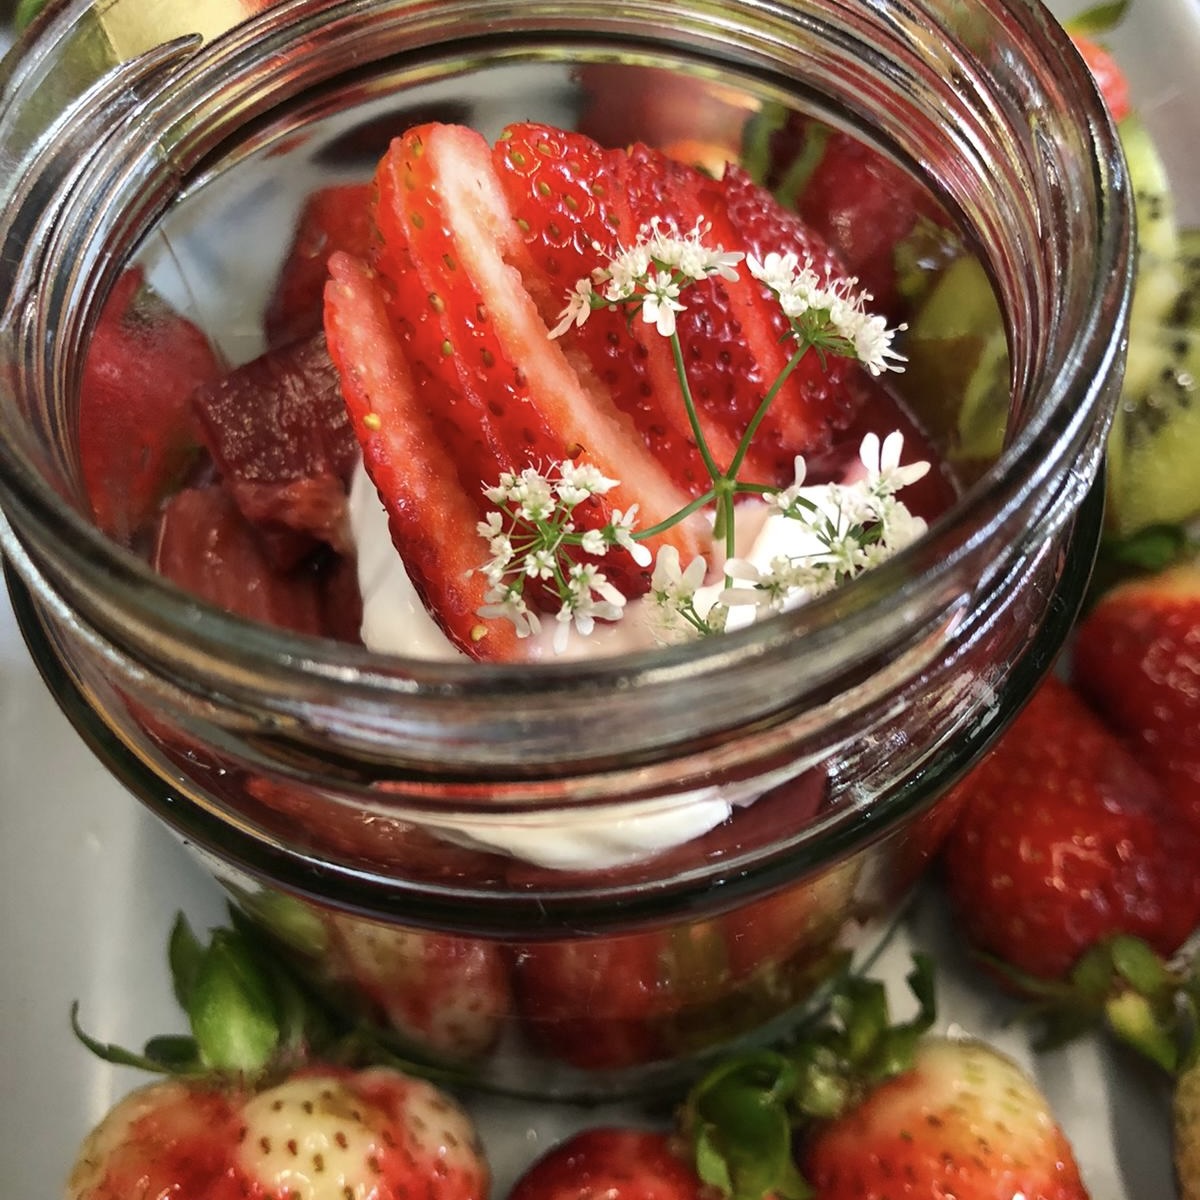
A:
<box><xmin>0</xmin><ymin>0</ymin><xmax>1130</xmax><ymax>1099</ymax></box>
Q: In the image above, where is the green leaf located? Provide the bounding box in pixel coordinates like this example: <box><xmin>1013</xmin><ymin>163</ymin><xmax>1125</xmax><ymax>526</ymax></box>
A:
<box><xmin>187</xmin><ymin>930</ymin><xmax>281</xmax><ymax>1074</ymax></box>
<box><xmin>168</xmin><ymin>913</ymin><xmax>205</xmax><ymax>1011</ymax></box>
<box><xmin>1105</xmin><ymin>990</ymin><xmax>1180</xmax><ymax>1073</ymax></box>
<box><xmin>1109</xmin><ymin>935</ymin><xmax>1176</xmax><ymax>996</ymax></box>
<box><xmin>141</xmin><ymin>1034</ymin><xmax>202</xmax><ymax>1070</ymax></box>
<box><xmin>1064</xmin><ymin>0</ymin><xmax>1130</xmax><ymax>37</ymax></box>
<box><xmin>688</xmin><ymin>1052</ymin><xmax>812</xmax><ymax>1200</ymax></box>
<box><xmin>70</xmin><ymin>1003</ymin><xmax>191</xmax><ymax>1075</ymax></box>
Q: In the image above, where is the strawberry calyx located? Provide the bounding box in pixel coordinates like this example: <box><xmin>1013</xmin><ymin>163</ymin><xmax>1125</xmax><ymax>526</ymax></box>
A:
<box><xmin>71</xmin><ymin>909</ymin><xmax>456</xmax><ymax>1089</ymax></box>
<box><xmin>680</xmin><ymin>955</ymin><xmax>937</xmax><ymax>1200</ymax></box>
<box><xmin>992</xmin><ymin>933</ymin><xmax>1200</xmax><ymax>1076</ymax></box>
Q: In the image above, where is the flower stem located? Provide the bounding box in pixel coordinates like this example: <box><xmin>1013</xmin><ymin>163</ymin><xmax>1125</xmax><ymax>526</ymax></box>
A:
<box><xmin>669</xmin><ymin>331</ymin><xmax>723</xmax><ymax>481</ymax></box>
<box><xmin>725</xmin><ymin>338</ymin><xmax>813</xmax><ymax>479</ymax></box>
<box><xmin>635</xmin><ymin>487</ymin><xmax>718</xmax><ymax>540</ymax></box>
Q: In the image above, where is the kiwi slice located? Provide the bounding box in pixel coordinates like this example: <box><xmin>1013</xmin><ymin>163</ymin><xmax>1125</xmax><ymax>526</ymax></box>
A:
<box><xmin>1106</xmin><ymin>324</ymin><xmax>1200</xmax><ymax>537</ymax></box>
<box><xmin>903</xmin><ymin>255</ymin><xmax>1009</xmax><ymax>463</ymax></box>
<box><xmin>1168</xmin><ymin>228</ymin><xmax>1200</xmax><ymax>327</ymax></box>
<box><xmin>1120</xmin><ymin>115</ymin><xmax>1184</xmax><ymax>330</ymax></box>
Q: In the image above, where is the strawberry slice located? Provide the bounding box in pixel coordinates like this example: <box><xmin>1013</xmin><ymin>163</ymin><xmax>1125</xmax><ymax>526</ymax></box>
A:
<box><xmin>374</xmin><ymin>123</ymin><xmax>712</xmax><ymax>583</ymax></box>
<box><xmin>492</xmin><ymin>123</ymin><xmax>748</xmax><ymax>494</ymax></box>
<box><xmin>191</xmin><ymin>332</ymin><xmax>359</xmax><ymax>568</ymax></box>
<box><xmin>265</xmin><ymin>182</ymin><xmax>377</xmax><ymax>345</ymax></box>
<box><xmin>711</xmin><ymin>163</ymin><xmax>863</xmax><ymax>475</ymax></box>
<box><xmin>323</xmin><ymin>250</ymin><xmax>520</xmax><ymax>661</ymax></box>
<box><xmin>152</xmin><ymin>485</ymin><xmax>328</xmax><ymax>636</ymax></box>
<box><xmin>80</xmin><ymin>267</ymin><xmax>224</xmax><ymax>547</ymax></box>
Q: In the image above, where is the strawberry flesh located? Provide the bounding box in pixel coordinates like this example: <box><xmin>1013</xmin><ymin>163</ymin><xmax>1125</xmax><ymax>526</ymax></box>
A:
<box><xmin>79</xmin><ymin>267</ymin><xmax>223</xmax><ymax>547</ymax></box>
<box><xmin>152</xmin><ymin>485</ymin><xmax>332</xmax><ymax>637</ymax></box>
<box><xmin>324</xmin><ymin>249</ymin><xmax>521</xmax><ymax>660</ymax></box>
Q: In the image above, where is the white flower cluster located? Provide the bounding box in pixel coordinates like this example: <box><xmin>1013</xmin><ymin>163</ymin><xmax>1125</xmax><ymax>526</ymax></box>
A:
<box><xmin>716</xmin><ymin>431</ymin><xmax>930</xmax><ymax>613</ymax></box>
<box><xmin>472</xmin><ymin>221</ymin><xmax>924</xmax><ymax>651</ymax></box>
<box><xmin>550</xmin><ymin>218</ymin><xmax>744</xmax><ymax>339</ymax></box>
<box><xmin>746</xmin><ymin>252</ymin><xmax>906</xmax><ymax>377</ymax></box>
<box><xmin>476</xmin><ymin>462</ymin><xmax>650</xmax><ymax>652</ymax></box>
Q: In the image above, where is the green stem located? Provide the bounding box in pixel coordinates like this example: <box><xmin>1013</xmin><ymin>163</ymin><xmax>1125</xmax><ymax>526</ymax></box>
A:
<box><xmin>725</xmin><ymin>338</ymin><xmax>813</xmax><ymax>479</ymax></box>
<box><xmin>669</xmin><ymin>331</ymin><xmax>723</xmax><ymax>482</ymax></box>
<box><xmin>635</xmin><ymin>487</ymin><xmax>719</xmax><ymax>540</ymax></box>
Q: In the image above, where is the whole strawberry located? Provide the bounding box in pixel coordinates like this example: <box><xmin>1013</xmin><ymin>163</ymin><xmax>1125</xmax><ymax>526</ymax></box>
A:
<box><xmin>66</xmin><ymin>1066</ymin><xmax>487</xmax><ymax>1200</ymax></box>
<box><xmin>938</xmin><ymin>674</ymin><xmax>1200</xmax><ymax>982</ymax></box>
<box><xmin>801</xmin><ymin>1036</ymin><xmax>1088</xmax><ymax>1199</ymax></box>
<box><xmin>1072</xmin><ymin>561</ymin><xmax>1200</xmax><ymax>834</ymax></box>
<box><xmin>65</xmin><ymin>913</ymin><xmax>489</xmax><ymax>1200</ymax></box>
<box><xmin>676</xmin><ymin>957</ymin><xmax>1090</xmax><ymax>1200</ymax></box>
<box><xmin>509</xmin><ymin>1129</ymin><xmax>708</xmax><ymax>1200</ymax></box>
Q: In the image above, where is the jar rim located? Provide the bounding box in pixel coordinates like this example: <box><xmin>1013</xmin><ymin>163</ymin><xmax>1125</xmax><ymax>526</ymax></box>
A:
<box><xmin>0</xmin><ymin>0</ymin><xmax>1131</xmax><ymax>740</ymax></box>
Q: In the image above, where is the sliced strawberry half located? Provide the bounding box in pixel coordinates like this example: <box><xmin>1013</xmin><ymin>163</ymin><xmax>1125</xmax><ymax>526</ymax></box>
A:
<box><xmin>708</xmin><ymin>163</ymin><xmax>864</xmax><ymax>479</ymax></box>
<box><xmin>492</xmin><ymin>122</ymin><xmax>747</xmax><ymax>494</ymax></box>
<box><xmin>323</xmin><ymin>250</ymin><xmax>520</xmax><ymax>661</ymax></box>
<box><xmin>614</xmin><ymin>143</ymin><xmax>781</xmax><ymax>484</ymax></box>
<box><xmin>376</xmin><ymin>122</ymin><xmax>712</xmax><ymax>586</ymax></box>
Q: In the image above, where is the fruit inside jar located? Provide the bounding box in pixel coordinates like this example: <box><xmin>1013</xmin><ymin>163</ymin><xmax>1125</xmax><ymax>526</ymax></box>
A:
<box><xmin>82</xmin><ymin>77</ymin><xmax>971</xmax><ymax>667</ymax></box>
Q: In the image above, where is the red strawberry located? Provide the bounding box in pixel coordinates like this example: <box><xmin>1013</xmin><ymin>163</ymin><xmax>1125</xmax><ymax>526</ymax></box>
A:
<box><xmin>153</xmin><ymin>485</ymin><xmax>331</xmax><ymax>636</ymax></box>
<box><xmin>323</xmin><ymin>912</ymin><xmax>512</xmax><ymax>1063</ymax></box>
<box><xmin>703</xmin><ymin>161</ymin><xmax>865</xmax><ymax>477</ymax></box>
<box><xmin>79</xmin><ymin>267</ymin><xmax>224</xmax><ymax>546</ymax></box>
<box><xmin>323</xmin><ymin>250</ymin><xmax>521</xmax><ymax>659</ymax></box>
<box><xmin>265</xmin><ymin>181</ymin><xmax>378</xmax><ymax>344</ymax></box>
<box><xmin>1072</xmin><ymin>562</ymin><xmax>1200</xmax><ymax>833</ymax></box>
<box><xmin>66</xmin><ymin>1067</ymin><xmax>488</xmax><ymax>1200</ymax></box>
<box><xmin>190</xmin><ymin>331</ymin><xmax>359</xmax><ymax>568</ymax></box>
<box><xmin>67</xmin><ymin>915</ymin><xmax>490</xmax><ymax>1200</ymax></box>
<box><xmin>939</xmin><ymin>674</ymin><xmax>1200</xmax><ymax>982</ymax></box>
<box><xmin>801</xmin><ymin>1036</ymin><xmax>1091</xmax><ymax>1199</ymax></box>
<box><xmin>509</xmin><ymin>1129</ymin><xmax>707</xmax><ymax>1200</ymax></box>
<box><xmin>491</xmin><ymin>123</ymin><xmax>745</xmax><ymax>494</ymax></box>
<box><xmin>512</xmin><ymin>922</ymin><xmax>732</xmax><ymax>1070</ymax></box>
<box><xmin>493</xmin><ymin>123</ymin><xmax>867</xmax><ymax>490</ymax></box>
<box><xmin>795</xmin><ymin>126</ymin><xmax>948</xmax><ymax>319</ymax></box>
<box><xmin>1071</xmin><ymin>33</ymin><xmax>1131</xmax><ymax>122</ymax></box>
<box><xmin>372</xmin><ymin>123</ymin><xmax>711</xmax><ymax>575</ymax></box>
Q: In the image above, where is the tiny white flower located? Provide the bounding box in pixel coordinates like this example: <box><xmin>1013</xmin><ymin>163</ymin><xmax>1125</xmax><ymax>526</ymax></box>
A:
<box><xmin>767</xmin><ymin>455</ymin><xmax>811</xmax><ymax>514</ymax></box>
<box><xmin>523</xmin><ymin>547</ymin><xmax>558</xmax><ymax>579</ymax></box>
<box><xmin>650</xmin><ymin>544</ymin><xmax>708</xmax><ymax>604</ymax></box>
<box><xmin>603</xmin><ymin>244</ymin><xmax>653</xmax><ymax>300</ymax></box>
<box><xmin>556</xmin><ymin>461</ymin><xmax>618</xmax><ymax>503</ymax></box>
<box><xmin>609</xmin><ymin>506</ymin><xmax>652</xmax><ymax>567</ymax></box>
<box><xmin>849</xmin><ymin>312</ymin><xmax>908</xmax><ymax>376</ymax></box>
<box><xmin>510</xmin><ymin>468</ymin><xmax>556</xmax><ymax>521</ymax></box>
<box><xmin>478</xmin><ymin>584</ymin><xmax>542</xmax><ymax>638</ymax></box>
<box><xmin>859</xmin><ymin>431</ymin><xmax>930</xmax><ymax>495</ymax></box>
<box><xmin>580</xmin><ymin>528</ymin><xmax>608</xmax><ymax>556</ymax></box>
<box><xmin>640</xmin><ymin>269</ymin><xmax>686</xmax><ymax>338</ymax></box>
<box><xmin>549</xmin><ymin>276</ymin><xmax>596</xmax><ymax>338</ymax></box>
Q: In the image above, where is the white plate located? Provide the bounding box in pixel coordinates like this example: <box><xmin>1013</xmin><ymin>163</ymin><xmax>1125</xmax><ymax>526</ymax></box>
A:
<box><xmin>0</xmin><ymin>2</ymin><xmax>1192</xmax><ymax>1195</ymax></box>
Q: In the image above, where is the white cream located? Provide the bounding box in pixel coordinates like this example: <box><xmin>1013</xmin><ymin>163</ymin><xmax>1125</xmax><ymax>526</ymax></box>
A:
<box><xmin>349</xmin><ymin>459</ymin><xmax>808</xmax><ymax>660</ymax></box>
<box><xmin>346</xmin><ymin>460</ymin><xmax>811</xmax><ymax>867</ymax></box>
